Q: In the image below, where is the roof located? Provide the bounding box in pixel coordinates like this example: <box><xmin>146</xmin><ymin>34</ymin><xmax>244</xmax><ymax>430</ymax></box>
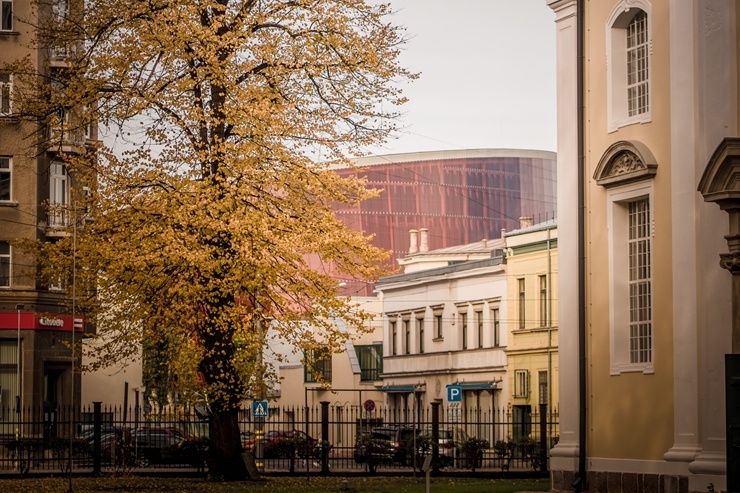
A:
<box><xmin>504</xmin><ymin>218</ymin><xmax>557</xmax><ymax>237</ymax></box>
<box><xmin>339</xmin><ymin>148</ymin><xmax>557</xmax><ymax>168</ymax></box>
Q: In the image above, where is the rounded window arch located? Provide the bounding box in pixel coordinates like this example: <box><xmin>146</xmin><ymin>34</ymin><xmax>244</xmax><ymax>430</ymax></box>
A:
<box><xmin>606</xmin><ymin>0</ymin><xmax>652</xmax><ymax>132</ymax></box>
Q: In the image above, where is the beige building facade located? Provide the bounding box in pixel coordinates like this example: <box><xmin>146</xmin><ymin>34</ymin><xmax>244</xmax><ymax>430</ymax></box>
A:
<box><xmin>548</xmin><ymin>1</ymin><xmax>734</xmax><ymax>491</ymax></box>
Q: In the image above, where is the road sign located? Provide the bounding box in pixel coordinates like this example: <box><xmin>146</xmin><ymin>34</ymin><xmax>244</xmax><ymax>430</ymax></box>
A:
<box><xmin>447</xmin><ymin>385</ymin><xmax>462</xmax><ymax>402</ymax></box>
<box><xmin>252</xmin><ymin>400</ymin><xmax>269</xmax><ymax>418</ymax></box>
<box><xmin>363</xmin><ymin>399</ymin><xmax>375</xmax><ymax>412</ymax></box>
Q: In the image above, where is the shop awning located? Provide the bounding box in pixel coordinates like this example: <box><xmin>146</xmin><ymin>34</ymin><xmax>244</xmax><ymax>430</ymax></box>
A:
<box><xmin>447</xmin><ymin>382</ymin><xmax>498</xmax><ymax>391</ymax></box>
<box><xmin>379</xmin><ymin>384</ymin><xmax>424</xmax><ymax>393</ymax></box>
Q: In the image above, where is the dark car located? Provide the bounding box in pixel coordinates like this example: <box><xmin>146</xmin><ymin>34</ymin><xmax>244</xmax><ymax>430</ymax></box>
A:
<box><xmin>131</xmin><ymin>428</ymin><xmax>186</xmax><ymax>467</ymax></box>
<box><xmin>263</xmin><ymin>429</ymin><xmax>324</xmax><ymax>459</ymax></box>
<box><xmin>353</xmin><ymin>431</ymin><xmax>395</xmax><ymax>467</ymax></box>
<box><xmin>354</xmin><ymin>426</ymin><xmax>420</xmax><ymax>466</ymax></box>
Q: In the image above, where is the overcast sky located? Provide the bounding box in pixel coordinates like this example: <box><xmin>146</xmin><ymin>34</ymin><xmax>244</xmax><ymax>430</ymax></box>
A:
<box><xmin>366</xmin><ymin>0</ymin><xmax>557</xmax><ymax>156</ymax></box>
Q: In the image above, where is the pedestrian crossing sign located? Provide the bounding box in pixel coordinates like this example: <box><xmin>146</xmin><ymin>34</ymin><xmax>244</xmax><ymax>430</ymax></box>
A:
<box><xmin>252</xmin><ymin>400</ymin><xmax>269</xmax><ymax>418</ymax></box>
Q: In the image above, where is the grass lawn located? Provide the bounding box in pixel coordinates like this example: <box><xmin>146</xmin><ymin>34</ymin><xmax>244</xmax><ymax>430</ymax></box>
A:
<box><xmin>0</xmin><ymin>476</ymin><xmax>550</xmax><ymax>493</ymax></box>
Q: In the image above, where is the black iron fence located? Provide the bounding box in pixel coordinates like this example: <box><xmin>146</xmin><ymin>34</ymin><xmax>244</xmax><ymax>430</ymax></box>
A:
<box><xmin>0</xmin><ymin>403</ymin><xmax>558</xmax><ymax>476</ymax></box>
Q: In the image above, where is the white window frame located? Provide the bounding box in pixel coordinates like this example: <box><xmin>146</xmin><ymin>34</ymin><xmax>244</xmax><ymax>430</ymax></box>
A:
<box><xmin>514</xmin><ymin>369</ymin><xmax>529</xmax><ymax>398</ymax></box>
<box><xmin>0</xmin><ymin>73</ymin><xmax>12</xmax><ymax>115</ymax></box>
<box><xmin>0</xmin><ymin>0</ymin><xmax>12</xmax><ymax>32</ymax></box>
<box><xmin>49</xmin><ymin>162</ymin><xmax>69</xmax><ymax>227</ymax></box>
<box><xmin>606</xmin><ymin>1</ymin><xmax>652</xmax><ymax>132</ymax></box>
<box><xmin>607</xmin><ymin>180</ymin><xmax>654</xmax><ymax>375</ymax></box>
<box><xmin>0</xmin><ymin>241</ymin><xmax>10</xmax><ymax>287</ymax></box>
<box><xmin>0</xmin><ymin>156</ymin><xmax>11</xmax><ymax>201</ymax></box>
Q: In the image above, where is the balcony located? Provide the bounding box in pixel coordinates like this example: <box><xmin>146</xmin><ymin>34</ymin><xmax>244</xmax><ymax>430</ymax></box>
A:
<box><xmin>47</xmin><ymin>124</ymin><xmax>86</xmax><ymax>155</ymax></box>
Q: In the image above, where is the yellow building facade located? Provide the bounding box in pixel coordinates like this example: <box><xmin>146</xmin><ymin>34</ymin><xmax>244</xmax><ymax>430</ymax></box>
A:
<box><xmin>504</xmin><ymin>221</ymin><xmax>559</xmax><ymax>441</ymax></box>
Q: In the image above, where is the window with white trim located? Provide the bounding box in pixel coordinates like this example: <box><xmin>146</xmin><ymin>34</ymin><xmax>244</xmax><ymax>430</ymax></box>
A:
<box><xmin>0</xmin><ymin>157</ymin><xmax>10</xmax><ymax>201</ymax></box>
<box><xmin>0</xmin><ymin>74</ymin><xmax>11</xmax><ymax>115</ymax></box>
<box><xmin>607</xmin><ymin>1</ymin><xmax>651</xmax><ymax>132</ymax></box>
<box><xmin>0</xmin><ymin>241</ymin><xmax>10</xmax><ymax>287</ymax></box>
<box><xmin>628</xmin><ymin>199</ymin><xmax>652</xmax><ymax>364</ymax></box>
<box><xmin>49</xmin><ymin>162</ymin><xmax>69</xmax><ymax>227</ymax></box>
<box><xmin>607</xmin><ymin>181</ymin><xmax>654</xmax><ymax>374</ymax></box>
<box><xmin>0</xmin><ymin>0</ymin><xmax>12</xmax><ymax>32</ymax></box>
<box><xmin>514</xmin><ymin>369</ymin><xmax>529</xmax><ymax>398</ymax></box>
<box><xmin>627</xmin><ymin>11</ymin><xmax>649</xmax><ymax>117</ymax></box>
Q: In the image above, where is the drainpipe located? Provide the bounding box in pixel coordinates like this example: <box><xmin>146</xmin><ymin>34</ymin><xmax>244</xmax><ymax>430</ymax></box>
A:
<box><xmin>576</xmin><ymin>0</ymin><xmax>587</xmax><ymax>491</ymax></box>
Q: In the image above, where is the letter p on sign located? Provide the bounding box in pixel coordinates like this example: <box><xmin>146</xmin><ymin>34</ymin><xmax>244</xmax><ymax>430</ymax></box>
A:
<box><xmin>447</xmin><ymin>385</ymin><xmax>462</xmax><ymax>402</ymax></box>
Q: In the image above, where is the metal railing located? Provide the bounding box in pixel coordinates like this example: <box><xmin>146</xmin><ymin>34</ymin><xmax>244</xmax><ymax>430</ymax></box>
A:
<box><xmin>0</xmin><ymin>403</ymin><xmax>558</xmax><ymax>476</ymax></box>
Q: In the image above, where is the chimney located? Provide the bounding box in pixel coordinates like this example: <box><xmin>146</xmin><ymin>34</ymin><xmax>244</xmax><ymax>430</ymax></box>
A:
<box><xmin>419</xmin><ymin>228</ymin><xmax>429</xmax><ymax>252</ymax></box>
<box><xmin>409</xmin><ymin>229</ymin><xmax>418</xmax><ymax>254</ymax></box>
<box><xmin>519</xmin><ymin>216</ymin><xmax>533</xmax><ymax>229</ymax></box>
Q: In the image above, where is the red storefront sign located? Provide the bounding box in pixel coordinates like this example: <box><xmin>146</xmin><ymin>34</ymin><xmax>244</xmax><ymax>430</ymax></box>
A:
<box><xmin>0</xmin><ymin>311</ymin><xmax>84</xmax><ymax>332</ymax></box>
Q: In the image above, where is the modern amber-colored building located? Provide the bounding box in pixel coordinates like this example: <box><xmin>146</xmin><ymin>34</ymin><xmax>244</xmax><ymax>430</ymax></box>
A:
<box><xmin>333</xmin><ymin>149</ymin><xmax>557</xmax><ymax>295</ymax></box>
<box><xmin>548</xmin><ymin>1</ymin><xmax>735</xmax><ymax>491</ymax></box>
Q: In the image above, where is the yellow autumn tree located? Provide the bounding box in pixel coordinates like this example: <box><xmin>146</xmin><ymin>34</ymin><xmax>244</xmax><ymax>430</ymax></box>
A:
<box><xmin>12</xmin><ymin>0</ymin><xmax>414</xmax><ymax>479</ymax></box>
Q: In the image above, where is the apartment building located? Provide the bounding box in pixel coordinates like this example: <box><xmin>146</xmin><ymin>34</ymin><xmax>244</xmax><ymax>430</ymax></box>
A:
<box><xmin>0</xmin><ymin>0</ymin><xmax>94</xmax><ymax>421</ymax></box>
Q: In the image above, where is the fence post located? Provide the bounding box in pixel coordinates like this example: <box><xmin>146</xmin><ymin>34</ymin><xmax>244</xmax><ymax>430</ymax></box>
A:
<box><xmin>320</xmin><ymin>401</ymin><xmax>330</xmax><ymax>475</ymax></box>
<box><xmin>431</xmin><ymin>401</ymin><xmax>440</xmax><ymax>475</ymax></box>
<box><xmin>93</xmin><ymin>402</ymin><xmax>101</xmax><ymax>476</ymax></box>
<box><xmin>539</xmin><ymin>403</ymin><xmax>548</xmax><ymax>473</ymax></box>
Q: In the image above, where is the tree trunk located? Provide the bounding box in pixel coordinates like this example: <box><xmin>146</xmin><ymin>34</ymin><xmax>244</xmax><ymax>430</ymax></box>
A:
<box><xmin>207</xmin><ymin>406</ymin><xmax>247</xmax><ymax>480</ymax></box>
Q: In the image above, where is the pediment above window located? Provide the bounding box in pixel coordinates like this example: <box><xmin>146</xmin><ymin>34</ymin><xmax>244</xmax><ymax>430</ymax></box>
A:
<box><xmin>699</xmin><ymin>137</ymin><xmax>740</xmax><ymax>210</ymax></box>
<box><xmin>594</xmin><ymin>140</ymin><xmax>657</xmax><ymax>188</ymax></box>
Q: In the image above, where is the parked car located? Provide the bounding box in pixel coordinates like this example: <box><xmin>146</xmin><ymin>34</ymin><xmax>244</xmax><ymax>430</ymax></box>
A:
<box><xmin>128</xmin><ymin>427</ymin><xmax>205</xmax><ymax>467</ymax></box>
<box><xmin>354</xmin><ymin>426</ymin><xmax>420</xmax><ymax>466</ymax></box>
<box><xmin>353</xmin><ymin>431</ymin><xmax>395</xmax><ymax>467</ymax></box>
<box><xmin>418</xmin><ymin>428</ymin><xmax>456</xmax><ymax>468</ymax></box>
<box><xmin>263</xmin><ymin>429</ymin><xmax>325</xmax><ymax>459</ymax></box>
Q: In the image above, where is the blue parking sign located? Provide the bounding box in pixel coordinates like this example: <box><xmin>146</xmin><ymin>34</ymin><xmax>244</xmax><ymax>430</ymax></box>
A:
<box><xmin>252</xmin><ymin>400</ymin><xmax>269</xmax><ymax>418</ymax></box>
<box><xmin>447</xmin><ymin>385</ymin><xmax>462</xmax><ymax>402</ymax></box>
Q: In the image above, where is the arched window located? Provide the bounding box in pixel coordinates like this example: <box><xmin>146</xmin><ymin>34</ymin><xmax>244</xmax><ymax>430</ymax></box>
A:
<box><xmin>607</xmin><ymin>1</ymin><xmax>652</xmax><ymax>132</ymax></box>
<box><xmin>594</xmin><ymin>140</ymin><xmax>658</xmax><ymax>374</ymax></box>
